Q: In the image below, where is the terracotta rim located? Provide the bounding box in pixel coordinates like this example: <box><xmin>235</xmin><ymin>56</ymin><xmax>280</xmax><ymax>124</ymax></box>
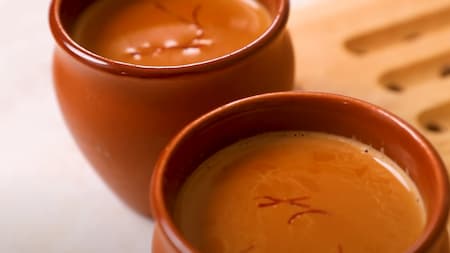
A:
<box><xmin>151</xmin><ymin>91</ymin><xmax>449</xmax><ymax>253</ymax></box>
<box><xmin>48</xmin><ymin>0</ymin><xmax>289</xmax><ymax>78</ymax></box>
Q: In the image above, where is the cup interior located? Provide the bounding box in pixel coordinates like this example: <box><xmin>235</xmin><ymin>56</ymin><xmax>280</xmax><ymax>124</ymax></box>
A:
<box><xmin>151</xmin><ymin>92</ymin><xmax>449</xmax><ymax>252</ymax></box>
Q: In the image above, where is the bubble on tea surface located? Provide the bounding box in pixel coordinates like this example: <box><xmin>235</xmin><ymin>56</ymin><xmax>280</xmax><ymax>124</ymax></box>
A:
<box><xmin>192</xmin><ymin>38</ymin><xmax>214</xmax><ymax>46</ymax></box>
<box><xmin>164</xmin><ymin>39</ymin><xmax>179</xmax><ymax>48</ymax></box>
<box><xmin>125</xmin><ymin>47</ymin><xmax>138</xmax><ymax>54</ymax></box>
<box><xmin>183</xmin><ymin>47</ymin><xmax>201</xmax><ymax>56</ymax></box>
<box><xmin>132</xmin><ymin>54</ymin><xmax>142</xmax><ymax>61</ymax></box>
<box><xmin>141</xmin><ymin>42</ymin><xmax>151</xmax><ymax>49</ymax></box>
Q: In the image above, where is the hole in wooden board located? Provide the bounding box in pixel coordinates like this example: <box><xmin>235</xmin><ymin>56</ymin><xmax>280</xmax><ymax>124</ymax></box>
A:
<box><xmin>379</xmin><ymin>51</ymin><xmax>450</xmax><ymax>91</ymax></box>
<box><xmin>351</xmin><ymin>48</ymin><xmax>367</xmax><ymax>55</ymax></box>
<box><xmin>345</xmin><ymin>7</ymin><xmax>450</xmax><ymax>54</ymax></box>
<box><xmin>385</xmin><ymin>82</ymin><xmax>403</xmax><ymax>92</ymax></box>
<box><xmin>418</xmin><ymin>102</ymin><xmax>450</xmax><ymax>134</ymax></box>
<box><xmin>425</xmin><ymin>122</ymin><xmax>444</xmax><ymax>133</ymax></box>
<box><xmin>440</xmin><ymin>65</ymin><xmax>450</xmax><ymax>77</ymax></box>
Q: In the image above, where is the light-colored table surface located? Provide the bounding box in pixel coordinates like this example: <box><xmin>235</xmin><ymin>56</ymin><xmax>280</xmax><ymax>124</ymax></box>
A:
<box><xmin>0</xmin><ymin>0</ymin><xmax>152</xmax><ymax>252</ymax></box>
<box><xmin>0</xmin><ymin>0</ymin><xmax>314</xmax><ymax>252</ymax></box>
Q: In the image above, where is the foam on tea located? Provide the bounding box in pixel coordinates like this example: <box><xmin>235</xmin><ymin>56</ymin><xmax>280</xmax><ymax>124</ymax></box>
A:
<box><xmin>175</xmin><ymin>131</ymin><xmax>425</xmax><ymax>253</ymax></box>
<box><xmin>71</xmin><ymin>0</ymin><xmax>271</xmax><ymax>66</ymax></box>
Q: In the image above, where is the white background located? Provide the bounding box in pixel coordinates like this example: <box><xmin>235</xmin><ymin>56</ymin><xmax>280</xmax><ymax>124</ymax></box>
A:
<box><xmin>0</xmin><ymin>0</ymin><xmax>315</xmax><ymax>252</ymax></box>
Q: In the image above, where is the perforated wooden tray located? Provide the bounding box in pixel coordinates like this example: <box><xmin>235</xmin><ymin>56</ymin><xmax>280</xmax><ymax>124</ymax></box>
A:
<box><xmin>289</xmin><ymin>0</ymin><xmax>450</xmax><ymax>234</ymax></box>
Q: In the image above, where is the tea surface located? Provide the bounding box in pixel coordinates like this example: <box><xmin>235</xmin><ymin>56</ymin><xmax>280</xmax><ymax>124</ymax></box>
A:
<box><xmin>175</xmin><ymin>131</ymin><xmax>425</xmax><ymax>253</ymax></box>
<box><xmin>72</xmin><ymin>0</ymin><xmax>271</xmax><ymax>66</ymax></box>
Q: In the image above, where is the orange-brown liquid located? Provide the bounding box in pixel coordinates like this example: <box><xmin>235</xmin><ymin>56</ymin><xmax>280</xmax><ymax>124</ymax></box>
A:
<box><xmin>175</xmin><ymin>131</ymin><xmax>425</xmax><ymax>253</ymax></box>
<box><xmin>71</xmin><ymin>0</ymin><xmax>271</xmax><ymax>66</ymax></box>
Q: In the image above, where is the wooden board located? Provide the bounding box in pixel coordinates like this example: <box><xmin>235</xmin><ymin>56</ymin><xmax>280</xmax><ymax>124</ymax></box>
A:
<box><xmin>289</xmin><ymin>0</ymin><xmax>450</xmax><ymax>237</ymax></box>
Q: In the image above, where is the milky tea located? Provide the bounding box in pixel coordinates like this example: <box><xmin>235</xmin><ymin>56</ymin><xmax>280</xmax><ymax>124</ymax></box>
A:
<box><xmin>175</xmin><ymin>131</ymin><xmax>425</xmax><ymax>253</ymax></box>
<box><xmin>71</xmin><ymin>0</ymin><xmax>271</xmax><ymax>66</ymax></box>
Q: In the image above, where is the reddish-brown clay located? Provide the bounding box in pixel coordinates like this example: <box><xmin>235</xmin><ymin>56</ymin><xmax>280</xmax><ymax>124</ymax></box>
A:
<box><xmin>150</xmin><ymin>92</ymin><xmax>449</xmax><ymax>253</ymax></box>
<box><xmin>49</xmin><ymin>0</ymin><xmax>294</xmax><ymax>216</ymax></box>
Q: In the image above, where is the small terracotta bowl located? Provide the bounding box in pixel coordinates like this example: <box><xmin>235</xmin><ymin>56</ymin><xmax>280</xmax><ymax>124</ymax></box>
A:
<box><xmin>49</xmin><ymin>0</ymin><xmax>294</xmax><ymax>216</ymax></box>
<box><xmin>150</xmin><ymin>92</ymin><xmax>449</xmax><ymax>253</ymax></box>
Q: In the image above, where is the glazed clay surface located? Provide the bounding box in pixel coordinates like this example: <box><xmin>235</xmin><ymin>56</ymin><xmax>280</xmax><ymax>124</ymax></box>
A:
<box><xmin>50</xmin><ymin>0</ymin><xmax>294</xmax><ymax>216</ymax></box>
